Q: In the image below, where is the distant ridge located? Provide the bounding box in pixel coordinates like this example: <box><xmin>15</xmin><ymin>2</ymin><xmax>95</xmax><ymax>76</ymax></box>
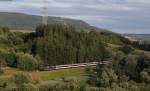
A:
<box><xmin>124</xmin><ymin>34</ymin><xmax>150</xmax><ymax>41</ymax></box>
<box><xmin>0</xmin><ymin>12</ymin><xmax>107</xmax><ymax>32</ymax></box>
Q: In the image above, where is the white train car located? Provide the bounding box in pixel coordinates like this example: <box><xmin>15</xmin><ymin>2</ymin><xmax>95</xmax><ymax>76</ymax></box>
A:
<box><xmin>42</xmin><ymin>61</ymin><xmax>107</xmax><ymax>71</ymax></box>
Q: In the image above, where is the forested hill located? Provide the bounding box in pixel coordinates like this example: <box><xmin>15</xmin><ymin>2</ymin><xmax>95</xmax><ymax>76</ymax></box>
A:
<box><xmin>0</xmin><ymin>12</ymin><xmax>106</xmax><ymax>31</ymax></box>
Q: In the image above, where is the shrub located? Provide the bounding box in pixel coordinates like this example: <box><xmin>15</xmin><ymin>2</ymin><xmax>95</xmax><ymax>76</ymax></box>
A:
<box><xmin>16</xmin><ymin>53</ymin><xmax>38</xmax><ymax>71</ymax></box>
<box><xmin>12</xmin><ymin>72</ymin><xmax>32</xmax><ymax>86</ymax></box>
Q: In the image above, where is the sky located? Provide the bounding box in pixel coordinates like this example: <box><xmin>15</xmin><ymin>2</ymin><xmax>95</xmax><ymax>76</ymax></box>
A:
<box><xmin>0</xmin><ymin>0</ymin><xmax>150</xmax><ymax>34</ymax></box>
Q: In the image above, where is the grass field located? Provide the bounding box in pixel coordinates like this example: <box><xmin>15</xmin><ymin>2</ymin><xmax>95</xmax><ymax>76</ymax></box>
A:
<box><xmin>0</xmin><ymin>67</ymin><xmax>92</xmax><ymax>84</ymax></box>
<box><xmin>10</xmin><ymin>29</ymin><xmax>35</xmax><ymax>33</ymax></box>
<box><xmin>107</xmin><ymin>43</ymin><xmax>121</xmax><ymax>49</ymax></box>
<box><xmin>32</xmin><ymin>67</ymin><xmax>88</xmax><ymax>81</ymax></box>
<box><xmin>135</xmin><ymin>49</ymin><xmax>150</xmax><ymax>56</ymax></box>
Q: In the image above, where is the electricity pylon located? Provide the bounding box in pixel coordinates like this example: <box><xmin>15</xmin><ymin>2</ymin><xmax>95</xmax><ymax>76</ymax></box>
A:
<box><xmin>42</xmin><ymin>0</ymin><xmax>49</xmax><ymax>25</ymax></box>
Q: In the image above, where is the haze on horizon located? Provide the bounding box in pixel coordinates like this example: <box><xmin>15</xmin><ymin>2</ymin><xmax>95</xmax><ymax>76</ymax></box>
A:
<box><xmin>0</xmin><ymin>0</ymin><xmax>150</xmax><ymax>34</ymax></box>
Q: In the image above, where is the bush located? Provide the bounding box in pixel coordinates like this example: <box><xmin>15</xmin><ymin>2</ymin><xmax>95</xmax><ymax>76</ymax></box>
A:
<box><xmin>140</xmin><ymin>71</ymin><xmax>150</xmax><ymax>83</ymax></box>
<box><xmin>16</xmin><ymin>53</ymin><xmax>39</xmax><ymax>71</ymax></box>
<box><xmin>12</xmin><ymin>72</ymin><xmax>32</xmax><ymax>86</ymax></box>
<box><xmin>22</xmin><ymin>83</ymin><xmax>38</xmax><ymax>91</ymax></box>
<box><xmin>119</xmin><ymin>45</ymin><xmax>134</xmax><ymax>54</ymax></box>
<box><xmin>5</xmin><ymin>52</ymin><xmax>17</xmax><ymax>67</ymax></box>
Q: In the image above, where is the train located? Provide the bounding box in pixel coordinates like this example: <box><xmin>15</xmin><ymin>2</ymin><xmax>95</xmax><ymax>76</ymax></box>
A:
<box><xmin>40</xmin><ymin>61</ymin><xmax>107</xmax><ymax>71</ymax></box>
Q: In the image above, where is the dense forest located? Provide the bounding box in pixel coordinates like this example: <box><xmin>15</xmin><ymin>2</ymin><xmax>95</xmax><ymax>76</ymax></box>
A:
<box><xmin>0</xmin><ymin>24</ymin><xmax>130</xmax><ymax>71</ymax></box>
<box><xmin>0</xmin><ymin>25</ymin><xmax>149</xmax><ymax>91</ymax></box>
